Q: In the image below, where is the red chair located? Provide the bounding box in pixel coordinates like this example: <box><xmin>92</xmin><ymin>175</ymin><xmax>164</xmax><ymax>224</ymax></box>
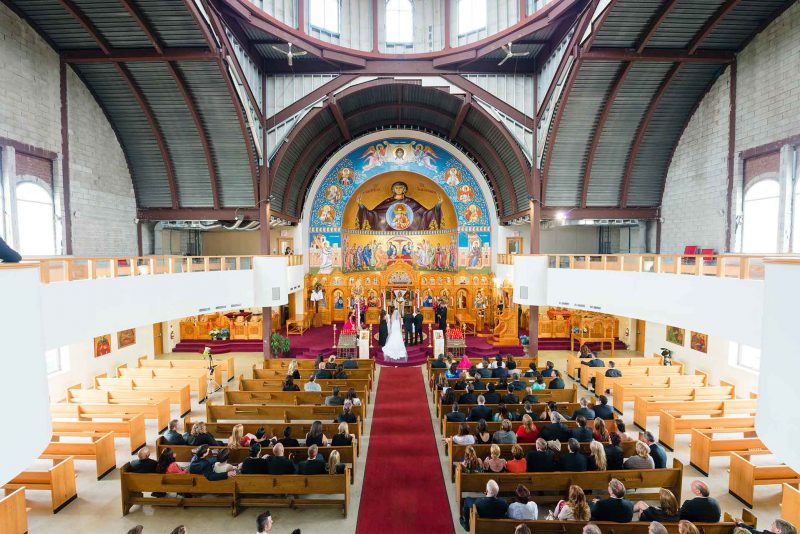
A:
<box><xmin>701</xmin><ymin>248</ymin><xmax>716</xmax><ymax>265</ymax></box>
<box><xmin>681</xmin><ymin>245</ymin><xmax>698</xmax><ymax>265</ymax></box>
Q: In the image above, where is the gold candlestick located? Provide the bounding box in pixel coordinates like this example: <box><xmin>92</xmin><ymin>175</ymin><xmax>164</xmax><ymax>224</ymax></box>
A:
<box><xmin>369</xmin><ymin>324</ymin><xmax>373</xmax><ymax>349</ymax></box>
<box><xmin>332</xmin><ymin>323</ymin><xmax>337</xmax><ymax>349</ymax></box>
<box><xmin>428</xmin><ymin>323</ymin><xmax>432</xmax><ymax>349</ymax></box>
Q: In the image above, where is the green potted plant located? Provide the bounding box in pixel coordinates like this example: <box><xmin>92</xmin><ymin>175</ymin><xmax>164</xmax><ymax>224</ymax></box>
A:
<box><xmin>270</xmin><ymin>332</ymin><xmax>290</xmax><ymax>356</ymax></box>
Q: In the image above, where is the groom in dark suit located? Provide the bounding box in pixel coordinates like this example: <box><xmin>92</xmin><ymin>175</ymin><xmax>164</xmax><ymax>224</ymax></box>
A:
<box><xmin>413</xmin><ymin>309</ymin><xmax>424</xmax><ymax>345</ymax></box>
<box><xmin>437</xmin><ymin>300</ymin><xmax>448</xmax><ymax>331</ymax></box>
<box><xmin>378</xmin><ymin>310</ymin><xmax>388</xmax><ymax>347</ymax></box>
<box><xmin>402</xmin><ymin>309</ymin><xmax>414</xmax><ymax>345</ymax></box>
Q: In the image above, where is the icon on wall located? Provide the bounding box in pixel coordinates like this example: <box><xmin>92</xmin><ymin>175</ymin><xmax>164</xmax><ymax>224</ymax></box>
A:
<box><xmin>666</xmin><ymin>326</ymin><xmax>685</xmax><ymax>346</ymax></box>
<box><xmin>318</xmin><ymin>205</ymin><xmax>336</xmax><ymax>224</ymax></box>
<box><xmin>690</xmin><ymin>331</ymin><xmax>708</xmax><ymax>353</ymax></box>
<box><xmin>94</xmin><ymin>335</ymin><xmax>112</xmax><ymax>357</ymax></box>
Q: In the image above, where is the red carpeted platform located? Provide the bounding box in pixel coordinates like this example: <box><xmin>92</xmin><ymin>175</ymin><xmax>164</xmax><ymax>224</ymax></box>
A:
<box><xmin>356</xmin><ymin>367</ymin><xmax>454</xmax><ymax>534</ymax></box>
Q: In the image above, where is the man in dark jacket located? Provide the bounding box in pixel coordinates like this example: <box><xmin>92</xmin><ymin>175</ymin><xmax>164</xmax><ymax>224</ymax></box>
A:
<box><xmin>431</xmin><ymin>354</ymin><xmax>447</xmax><ymax>368</ymax></box>
<box><xmin>571</xmin><ymin>398</ymin><xmax>596</xmax><ymax>421</ymax></box>
<box><xmin>277</xmin><ymin>426</ymin><xmax>300</xmax><ymax>448</ymax></box>
<box><xmin>241</xmin><ymin>443</ymin><xmax>269</xmax><ymax>474</ymax></box>
<box><xmin>525</xmin><ymin>440</ymin><xmax>556</xmax><ymax>472</ymax></box>
<box><xmin>162</xmin><ymin>419</ymin><xmax>186</xmax><ymax>445</ymax></box>
<box><xmin>539</xmin><ymin>412</ymin><xmax>570</xmax><ymax>441</ymax></box>
<box><xmin>129</xmin><ymin>447</ymin><xmax>158</xmax><ymax>473</ymax></box>
<box><xmin>559</xmin><ymin>439</ymin><xmax>588</xmax><ymax>471</ymax></box>
<box><xmin>644</xmin><ymin>431</ymin><xmax>668</xmax><ymax>468</ymax></box>
<box><xmin>472</xmin><ymin>376</ymin><xmax>487</xmax><ymax>391</ymax></box>
<box><xmin>468</xmin><ymin>396</ymin><xmax>493</xmax><ymax>422</ymax></box>
<box><xmin>571</xmin><ymin>416</ymin><xmax>594</xmax><ymax>442</ymax></box>
<box><xmin>325</xmin><ymin>386</ymin><xmax>344</xmax><ymax>406</ymax></box>
<box><xmin>378</xmin><ymin>310</ymin><xmax>389</xmax><ymax>347</ymax></box>
<box><xmin>548</xmin><ymin>370</ymin><xmax>565</xmax><ymax>389</ymax></box>
<box><xmin>446</xmin><ymin>403</ymin><xmax>467</xmax><ymax>423</ymax></box>
<box><xmin>501</xmin><ymin>385</ymin><xmax>518</xmax><ymax>405</ymax></box>
<box><xmin>493</xmin><ymin>365</ymin><xmax>509</xmax><ymax>379</ymax></box>
<box><xmin>336</xmin><ymin>401</ymin><xmax>358</xmax><ymax>424</ymax></box>
<box><xmin>189</xmin><ymin>445</ymin><xmax>233</xmax><ymax>481</ymax></box>
<box><xmin>342</xmin><ymin>354</ymin><xmax>358</xmax><ymax>369</ymax></box>
<box><xmin>437</xmin><ymin>302</ymin><xmax>448</xmax><ymax>331</ymax></box>
<box><xmin>541</xmin><ymin>361</ymin><xmax>556</xmax><ymax>377</ymax></box>
<box><xmin>594</xmin><ymin>395</ymin><xmax>614</xmax><ymax>420</ymax></box>
<box><xmin>679</xmin><ymin>480</ymin><xmax>721</xmax><ymax>522</ymax></box>
<box><xmin>297</xmin><ymin>445</ymin><xmax>326</xmax><ymax>475</ymax></box>
<box><xmin>314</xmin><ymin>362</ymin><xmax>332</xmax><ymax>380</ymax></box>
<box><xmin>734</xmin><ymin>518</ymin><xmax>795</xmax><ymax>534</ymax></box>
<box><xmin>413</xmin><ymin>309</ymin><xmax>424</xmax><ymax>345</ymax></box>
<box><xmin>523</xmin><ymin>362</ymin><xmax>540</xmax><ymax>378</ymax></box>
<box><xmin>460</xmin><ymin>479</ymin><xmax>508</xmax><ymax>530</ymax></box>
<box><xmin>509</xmin><ymin>372</ymin><xmax>526</xmax><ymax>391</ymax></box>
<box><xmin>605</xmin><ymin>360</ymin><xmax>623</xmax><ymax>377</ymax></box>
<box><xmin>0</xmin><ymin>236</ymin><xmax>21</xmax><ymax>263</ymax></box>
<box><xmin>605</xmin><ymin>433</ymin><xmax>625</xmax><ymax>470</ymax></box>
<box><xmin>591</xmin><ymin>479</ymin><xmax>634</xmax><ymax>522</ymax></box>
<box><xmin>266</xmin><ymin>443</ymin><xmax>297</xmax><ymax>475</ymax></box>
<box><xmin>403</xmin><ymin>309</ymin><xmax>414</xmax><ymax>345</ymax></box>
<box><xmin>483</xmin><ymin>383</ymin><xmax>501</xmax><ymax>404</ymax></box>
<box><xmin>459</xmin><ymin>385</ymin><xmax>477</xmax><ymax>405</ymax></box>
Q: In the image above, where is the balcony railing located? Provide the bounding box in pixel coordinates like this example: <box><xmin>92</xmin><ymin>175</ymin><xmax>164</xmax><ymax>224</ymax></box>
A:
<box><xmin>0</xmin><ymin>255</ymin><xmax>304</xmax><ymax>283</ymax></box>
<box><xmin>497</xmin><ymin>253</ymin><xmax>800</xmax><ymax>280</ymax></box>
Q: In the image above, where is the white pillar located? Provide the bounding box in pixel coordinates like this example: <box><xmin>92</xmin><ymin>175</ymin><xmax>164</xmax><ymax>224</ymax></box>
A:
<box><xmin>1</xmin><ymin>145</ymin><xmax>16</xmax><ymax>245</ymax></box>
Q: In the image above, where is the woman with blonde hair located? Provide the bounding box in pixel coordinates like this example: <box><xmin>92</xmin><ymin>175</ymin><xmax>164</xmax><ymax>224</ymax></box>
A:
<box><xmin>552</xmin><ymin>484</ymin><xmax>590</xmax><ymax>520</ymax></box>
<box><xmin>286</xmin><ymin>360</ymin><xmax>300</xmax><ymax>379</ymax></box>
<box><xmin>483</xmin><ymin>443</ymin><xmax>507</xmax><ymax>472</ymax></box>
<box><xmin>593</xmin><ymin>417</ymin><xmax>610</xmax><ymax>442</ymax></box>
<box><xmin>227</xmin><ymin>424</ymin><xmax>246</xmax><ymax>449</ymax></box>
<box><xmin>506</xmin><ymin>444</ymin><xmax>527</xmax><ymax>473</ymax></box>
<box><xmin>184</xmin><ymin>421</ymin><xmax>219</xmax><ymax>446</ymax></box>
<box><xmin>515</xmin><ymin>414</ymin><xmax>539</xmax><ymax>443</ymax></box>
<box><xmin>624</xmin><ymin>440</ymin><xmax>655</xmax><ymax>469</ymax></box>
<box><xmin>331</xmin><ymin>422</ymin><xmax>355</xmax><ymax>446</ymax></box>
<box><xmin>327</xmin><ymin>449</ymin><xmax>345</xmax><ymax>474</ymax></box>
<box><xmin>461</xmin><ymin>445</ymin><xmax>484</xmax><ymax>473</ymax></box>
<box><xmin>588</xmin><ymin>440</ymin><xmax>607</xmax><ymax>471</ymax></box>
<box><xmin>635</xmin><ymin>488</ymin><xmax>680</xmax><ymax>521</ymax></box>
<box><xmin>679</xmin><ymin>520</ymin><xmax>701</xmax><ymax>534</ymax></box>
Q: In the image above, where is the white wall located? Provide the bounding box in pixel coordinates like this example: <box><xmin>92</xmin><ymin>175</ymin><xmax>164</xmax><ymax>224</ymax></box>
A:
<box><xmin>47</xmin><ymin>324</ymin><xmax>156</xmax><ymax>402</ymax></box>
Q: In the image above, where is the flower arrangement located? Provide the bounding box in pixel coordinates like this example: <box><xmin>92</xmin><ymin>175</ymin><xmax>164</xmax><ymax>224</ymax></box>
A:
<box><xmin>446</xmin><ymin>327</ymin><xmax>463</xmax><ymax>340</ymax></box>
<box><xmin>209</xmin><ymin>328</ymin><xmax>221</xmax><ymax>340</ymax></box>
<box><xmin>520</xmin><ymin>335</ymin><xmax>529</xmax><ymax>346</ymax></box>
<box><xmin>270</xmin><ymin>332</ymin><xmax>290</xmax><ymax>356</ymax></box>
<box><xmin>219</xmin><ymin>328</ymin><xmax>230</xmax><ymax>340</ymax></box>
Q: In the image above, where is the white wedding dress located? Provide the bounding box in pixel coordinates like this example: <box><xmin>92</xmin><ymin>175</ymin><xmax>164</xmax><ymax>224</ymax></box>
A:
<box><xmin>382</xmin><ymin>310</ymin><xmax>408</xmax><ymax>362</ymax></box>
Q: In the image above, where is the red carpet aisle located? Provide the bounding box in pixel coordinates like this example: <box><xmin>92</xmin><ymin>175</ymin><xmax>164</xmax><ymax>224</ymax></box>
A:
<box><xmin>356</xmin><ymin>367</ymin><xmax>455</xmax><ymax>534</ymax></box>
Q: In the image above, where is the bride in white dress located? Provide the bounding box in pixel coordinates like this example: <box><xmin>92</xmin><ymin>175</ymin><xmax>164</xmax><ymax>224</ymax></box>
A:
<box><xmin>382</xmin><ymin>309</ymin><xmax>408</xmax><ymax>362</ymax></box>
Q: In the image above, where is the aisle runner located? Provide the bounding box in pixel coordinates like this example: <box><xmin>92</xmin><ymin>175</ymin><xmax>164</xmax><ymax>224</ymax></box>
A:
<box><xmin>356</xmin><ymin>367</ymin><xmax>455</xmax><ymax>534</ymax></box>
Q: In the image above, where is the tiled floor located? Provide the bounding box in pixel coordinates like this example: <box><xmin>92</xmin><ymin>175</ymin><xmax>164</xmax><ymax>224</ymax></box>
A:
<box><xmin>27</xmin><ymin>349</ymin><xmax>780</xmax><ymax>533</ymax></box>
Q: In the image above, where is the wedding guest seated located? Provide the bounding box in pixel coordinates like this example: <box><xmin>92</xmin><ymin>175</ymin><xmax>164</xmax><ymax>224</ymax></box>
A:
<box><xmin>526</xmin><ymin>438</ymin><xmax>556</xmax><ymax>473</ymax></box>
<box><xmin>472</xmin><ymin>375</ymin><xmax>487</xmax><ymax>391</ymax></box>
<box><xmin>520</xmin><ymin>387</ymin><xmax>539</xmax><ymax>404</ymax></box>
<box><xmin>679</xmin><ymin>480</ymin><xmax>721</xmax><ymax>522</ymax></box>
<box><xmin>336</xmin><ymin>401</ymin><xmax>358</xmax><ymax>424</ymax></box>
<box><xmin>345</xmin><ymin>387</ymin><xmax>362</xmax><ymax>406</ymax></box>
<box><xmin>490</xmin><ymin>355</ymin><xmax>505</xmax><ymax>369</ymax></box>
<box><xmin>304</xmin><ymin>374</ymin><xmax>322</xmax><ymax>392</ymax></box>
<box><xmin>680</xmin><ymin>520</ymin><xmax>702</xmax><ymax>534</ymax></box>
<box><xmin>468</xmin><ymin>396</ymin><xmax>492</xmax><ymax>422</ymax></box>
<box><xmin>447</xmin><ymin>402</ymin><xmax>467</xmax><ymax>423</ymax></box>
<box><xmin>502</xmin><ymin>385</ymin><xmax>519</xmax><ymax>404</ymax></box>
<box><xmin>735</xmin><ymin>517</ymin><xmax>797</xmax><ymax>534</ymax></box>
<box><xmin>590</xmin><ymin>478</ymin><xmax>634</xmax><ymax>522</ymax></box>
<box><xmin>343</xmin><ymin>354</ymin><xmax>359</xmax><ymax>369</ymax></box>
<box><xmin>256</xmin><ymin>511</ymin><xmax>273</xmax><ymax>534</ymax></box>
<box><xmin>286</xmin><ymin>360</ymin><xmax>301</xmax><ymax>380</ymax></box>
<box><xmin>593</xmin><ymin>417</ymin><xmax>611</xmax><ymax>442</ymax></box>
<box><xmin>635</xmin><ymin>488</ymin><xmax>680</xmax><ymax>522</ymax></box>
<box><xmin>506</xmin><ymin>355</ymin><xmax>518</xmax><ymax>371</ymax></box>
<box><xmin>477</xmin><ymin>359</ymin><xmax>493</xmax><ymax>378</ymax></box>
<box><xmin>483</xmin><ymin>383</ymin><xmax>501</xmax><ymax>404</ymax></box>
<box><xmin>451</xmin><ymin>422</ymin><xmax>476</xmax><ymax>445</ymax></box>
<box><xmin>277</xmin><ymin>427</ymin><xmax>300</xmax><ymax>448</ymax></box>
<box><xmin>613</xmin><ymin>420</ymin><xmax>635</xmax><ymax>442</ymax></box>
<box><xmin>588</xmin><ymin>440</ymin><xmax>607</xmax><ymax>471</ymax></box>
<box><xmin>492</xmin><ymin>419</ymin><xmax>518</xmax><ymax>444</ymax></box>
<box><xmin>539</xmin><ymin>411</ymin><xmax>570</xmax><ymax>442</ymax></box>
<box><xmin>605</xmin><ymin>360</ymin><xmax>623</xmax><ymax>378</ymax></box>
<box><xmin>515</xmin><ymin>414</ymin><xmax>539</xmax><ymax>443</ymax></box>
<box><xmin>552</xmin><ymin>484</ymin><xmax>591</xmax><ymax>520</ymax></box>
<box><xmin>493</xmin><ymin>364</ymin><xmax>509</xmax><ymax>380</ymax></box>
<box><xmin>593</xmin><ymin>395</ymin><xmax>614</xmax><ymax>420</ymax></box>
<box><xmin>212</xmin><ymin>447</ymin><xmax>236</xmax><ymax>474</ymax></box>
<box><xmin>331</xmin><ymin>422</ymin><xmax>355</xmax><ymax>447</ymax></box>
<box><xmin>510</xmin><ymin>371</ymin><xmax>526</xmax><ymax>391</ymax></box>
<box><xmin>241</xmin><ymin>443</ymin><xmax>269</xmax><ymax>474</ymax></box>
<box><xmin>605</xmin><ymin>432</ymin><xmax>625</xmax><ymax>470</ymax></box>
<box><xmin>305</xmin><ymin>421</ymin><xmax>330</xmax><ymax>447</ymax></box>
<box><xmin>624</xmin><ymin>441</ymin><xmax>655</xmax><ymax>469</ymax></box>
<box><xmin>325</xmin><ymin>386</ymin><xmax>344</xmax><ymax>406</ymax></box>
<box><xmin>541</xmin><ymin>361</ymin><xmax>556</xmax><ymax>377</ymax></box>
<box><xmin>474</xmin><ymin>419</ymin><xmax>492</xmax><ymax>445</ymax></box>
<box><xmin>571</xmin><ymin>416</ymin><xmax>594</xmax><ymax>442</ymax></box>
<box><xmin>266</xmin><ymin>443</ymin><xmax>297</xmax><ymax>475</ymax></box>
<box><xmin>227</xmin><ymin>424</ymin><xmax>249</xmax><ymax>450</ymax></box>
<box><xmin>441</xmin><ymin>387</ymin><xmax>456</xmax><ymax>405</ymax></box>
<box><xmin>315</xmin><ymin>362</ymin><xmax>332</xmax><ymax>380</ymax></box>
<box><xmin>163</xmin><ymin>420</ymin><xmax>186</xmax><ymax>445</ymax></box>
<box><xmin>548</xmin><ymin>370</ymin><xmax>565</xmax><ymax>389</ymax></box>
<box><xmin>445</xmin><ymin>363</ymin><xmax>460</xmax><ymax>379</ymax></box>
<box><xmin>523</xmin><ymin>363</ymin><xmax>540</xmax><ymax>378</ymax></box>
<box><xmin>572</xmin><ymin>398</ymin><xmax>596</xmax><ymax>421</ymax></box>
<box><xmin>431</xmin><ymin>354</ymin><xmax>447</xmax><ymax>369</ymax></box>
<box><xmin>283</xmin><ymin>376</ymin><xmax>300</xmax><ymax>391</ymax></box>
<box><xmin>484</xmin><ymin>443</ymin><xmax>508</xmax><ymax>473</ymax></box>
<box><xmin>578</xmin><ymin>345</ymin><xmax>594</xmax><ymax>359</ymax></box>
<box><xmin>454</xmin><ymin>372</ymin><xmax>469</xmax><ymax>391</ymax></box>
<box><xmin>516</xmin><ymin>525</ymin><xmax>531</xmax><ymax>534</ymax></box>
<box><xmin>462</xmin><ymin>445</ymin><xmax>484</xmax><ymax>473</ymax></box>
<box><xmin>298</xmin><ymin>445</ymin><xmax>327</xmax><ymax>475</ymax></box>
<box><xmin>506</xmin><ymin>444</ymin><xmax>527</xmax><ymax>473</ymax></box>
<box><xmin>493</xmin><ymin>403</ymin><xmax>516</xmax><ymax>423</ymax></box>
<box><xmin>581</xmin><ymin>353</ymin><xmax>605</xmax><ymax>368</ymax></box>
<box><xmin>559</xmin><ymin>439</ymin><xmax>588</xmax><ymax>472</ymax></box>
<box><xmin>644</xmin><ymin>431</ymin><xmax>668</xmax><ymax>468</ymax></box>
<box><xmin>584</xmin><ymin>525</ymin><xmax>602</xmax><ymax>534</ymax></box>
<box><xmin>508</xmin><ymin>484</ymin><xmax>538</xmax><ymax>519</ymax></box>
<box><xmin>183</xmin><ymin>421</ymin><xmax>222</xmax><ymax>446</ymax></box>
<box><xmin>531</xmin><ymin>376</ymin><xmax>546</xmax><ymax>390</ymax></box>
<box><xmin>460</xmin><ymin>479</ymin><xmax>509</xmax><ymax>530</ymax></box>
<box><xmin>520</xmin><ymin>402</ymin><xmax>536</xmax><ymax>419</ymax></box>
<box><xmin>333</xmin><ymin>365</ymin><xmax>348</xmax><ymax>379</ymax></box>
<box><xmin>190</xmin><ymin>444</ymin><xmax>234</xmax><ymax>480</ymax></box>
<box><xmin>459</xmin><ymin>385</ymin><xmax>477</xmax><ymax>405</ymax></box>
<box><xmin>650</xmin><ymin>522</ymin><xmax>669</xmax><ymax>534</ymax></box>
<box><xmin>327</xmin><ymin>449</ymin><xmax>346</xmax><ymax>475</ymax></box>
<box><xmin>129</xmin><ymin>447</ymin><xmax>158</xmax><ymax>473</ymax></box>
<box><xmin>325</xmin><ymin>355</ymin><xmax>337</xmax><ymax>369</ymax></box>
<box><xmin>156</xmin><ymin>447</ymin><xmax>186</xmax><ymax>474</ymax></box>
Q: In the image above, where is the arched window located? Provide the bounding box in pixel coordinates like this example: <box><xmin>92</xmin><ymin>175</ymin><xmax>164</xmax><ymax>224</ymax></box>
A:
<box><xmin>458</xmin><ymin>0</ymin><xmax>487</xmax><ymax>35</ymax></box>
<box><xmin>386</xmin><ymin>0</ymin><xmax>413</xmax><ymax>44</ymax></box>
<box><xmin>310</xmin><ymin>0</ymin><xmax>340</xmax><ymax>35</ymax></box>
<box><xmin>15</xmin><ymin>181</ymin><xmax>56</xmax><ymax>255</ymax></box>
<box><xmin>741</xmin><ymin>179</ymin><xmax>780</xmax><ymax>253</ymax></box>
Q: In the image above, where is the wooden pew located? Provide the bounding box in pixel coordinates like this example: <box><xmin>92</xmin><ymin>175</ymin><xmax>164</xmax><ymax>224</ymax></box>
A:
<box><xmin>264</xmin><ymin>359</ymin><xmax>375</xmax><ymax>371</ymax></box>
<box><xmin>446</xmin><ymin>440</ymin><xmax>637</xmax><ymax>482</ymax></box>
<box><xmin>437</xmin><ymin>401</ymin><xmax>582</xmax><ymax>423</ymax></box>
<box><xmin>689</xmin><ymin>428</ymin><xmax>767</xmax><ymax>476</ymax></box>
<box><xmin>120</xmin><ymin>463</ymin><xmax>350</xmax><ymax>516</ymax></box>
<box><xmin>442</xmin><ymin>419</ymin><xmax>616</xmax><ymax>440</ymax></box>
<box><xmin>591</xmin><ymin>364</ymin><xmax>684</xmax><ymax>392</ymax></box>
<box><xmin>3</xmin><ymin>457</ymin><xmax>77</xmax><ymax>514</ymax></box>
<box><xmin>435</xmin><ymin>389</ymin><xmax>579</xmax><ymax>418</ymax></box>
<box><xmin>658</xmin><ymin>409</ymin><xmax>757</xmax><ymax>450</ymax></box>
<box><xmin>138</xmin><ymin>355</ymin><xmax>236</xmax><ymax>383</ymax></box>
<box><xmin>117</xmin><ymin>365</ymin><xmax>208</xmax><ymax>401</ymax></box>
<box><xmin>253</xmin><ymin>366</ymin><xmax>373</xmax><ymax>384</ymax></box>
<box><xmin>454</xmin><ymin>459</ymin><xmax>684</xmax><ymax>511</ymax></box>
<box><xmin>52</xmin><ymin>396</ymin><xmax>171</xmax><ymax>434</ymax></box>
<box><xmin>612</xmin><ymin>372</ymin><xmax>709</xmax><ymax>413</ymax></box>
<box><xmin>41</xmin><ymin>431</ymin><xmax>116</xmax><ymax>480</ymax></box>
<box><xmin>51</xmin><ymin>415</ymin><xmax>147</xmax><ymax>454</ymax></box>
<box><xmin>95</xmin><ymin>374</ymin><xmax>193</xmax><ymax>415</ymax></box>
<box><xmin>224</xmin><ymin>389</ymin><xmax>369</xmax><ymax>409</ymax></box>
<box><xmin>427</xmin><ymin>357</ymin><xmax>538</xmax><ymax>382</ymax></box>
<box><xmin>469</xmin><ymin>507</ymin><xmax>756</xmax><ymax>534</ymax></box>
<box><xmin>0</xmin><ymin>488</ymin><xmax>27</xmax><ymax>534</ymax></box>
<box><xmin>781</xmin><ymin>483</ymin><xmax>800</xmax><ymax>526</ymax></box>
<box><xmin>631</xmin><ymin>386</ymin><xmax>744</xmax><ymax>428</ymax></box>
<box><xmin>566</xmin><ymin>355</ymin><xmax>662</xmax><ymax>379</ymax></box>
<box><xmin>157</xmin><ymin>440</ymin><xmax>358</xmax><ymax>482</ymax></box>
<box><xmin>183</xmin><ymin>418</ymin><xmax>362</xmax><ymax>455</ymax></box>
<box><xmin>206</xmin><ymin>402</ymin><xmax>364</xmax><ymax>438</ymax></box>
<box><xmin>729</xmin><ymin>452</ymin><xmax>800</xmax><ymax>508</ymax></box>
<box><xmin>239</xmin><ymin>377</ymin><xmax>372</xmax><ymax>402</ymax></box>
<box><xmin>66</xmin><ymin>384</ymin><xmax>175</xmax><ymax>429</ymax></box>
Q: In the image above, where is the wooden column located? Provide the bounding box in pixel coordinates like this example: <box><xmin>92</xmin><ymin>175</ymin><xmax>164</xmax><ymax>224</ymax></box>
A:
<box><xmin>260</xmin><ymin>73</ymin><xmax>272</xmax><ymax>359</ymax></box>
<box><xmin>528</xmin><ymin>66</ymin><xmax>540</xmax><ymax>353</ymax></box>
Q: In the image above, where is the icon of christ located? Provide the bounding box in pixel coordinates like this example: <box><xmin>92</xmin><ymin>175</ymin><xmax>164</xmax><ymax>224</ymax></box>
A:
<box><xmin>356</xmin><ymin>181</ymin><xmax>443</xmax><ymax>231</ymax></box>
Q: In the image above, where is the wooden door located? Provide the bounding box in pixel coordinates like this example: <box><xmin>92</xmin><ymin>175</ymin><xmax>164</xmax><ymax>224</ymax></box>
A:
<box><xmin>635</xmin><ymin>320</ymin><xmax>646</xmax><ymax>353</ymax></box>
<box><xmin>153</xmin><ymin>323</ymin><xmax>164</xmax><ymax>356</ymax></box>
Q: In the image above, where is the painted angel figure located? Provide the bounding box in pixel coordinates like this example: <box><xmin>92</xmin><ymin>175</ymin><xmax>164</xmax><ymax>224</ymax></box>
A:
<box><xmin>360</xmin><ymin>142</ymin><xmax>387</xmax><ymax>171</ymax></box>
<box><xmin>415</xmin><ymin>144</ymin><xmax>440</xmax><ymax>170</ymax></box>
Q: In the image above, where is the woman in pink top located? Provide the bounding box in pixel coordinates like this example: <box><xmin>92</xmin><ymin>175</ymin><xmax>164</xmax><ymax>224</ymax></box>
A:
<box><xmin>156</xmin><ymin>448</ymin><xmax>186</xmax><ymax>474</ymax></box>
<box><xmin>483</xmin><ymin>444</ymin><xmax>507</xmax><ymax>473</ymax></box>
<box><xmin>458</xmin><ymin>354</ymin><xmax>472</xmax><ymax>369</ymax></box>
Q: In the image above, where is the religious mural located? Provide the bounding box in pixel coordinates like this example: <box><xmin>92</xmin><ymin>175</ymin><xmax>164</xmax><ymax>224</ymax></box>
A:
<box><xmin>341</xmin><ymin>232</ymin><xmax>458</xmax><ymax>272</ymax></box>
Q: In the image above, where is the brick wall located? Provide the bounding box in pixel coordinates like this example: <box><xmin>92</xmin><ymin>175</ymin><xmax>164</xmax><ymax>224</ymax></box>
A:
<box><xmin>660</xmin><ymin>3</ymin><xmax>800</xmax><ymax>253</ymax></box>
<box><xmin>0</xmin><ymin>3</ymin><xmax>137</xmax><ymax>256</ymax></box>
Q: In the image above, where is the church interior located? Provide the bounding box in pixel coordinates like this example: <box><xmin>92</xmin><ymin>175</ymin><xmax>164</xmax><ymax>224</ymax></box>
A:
<box><xmin>0</xmin><ymin>0</ymin><xmax>799</xmax><ymax>533</ymax></box>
